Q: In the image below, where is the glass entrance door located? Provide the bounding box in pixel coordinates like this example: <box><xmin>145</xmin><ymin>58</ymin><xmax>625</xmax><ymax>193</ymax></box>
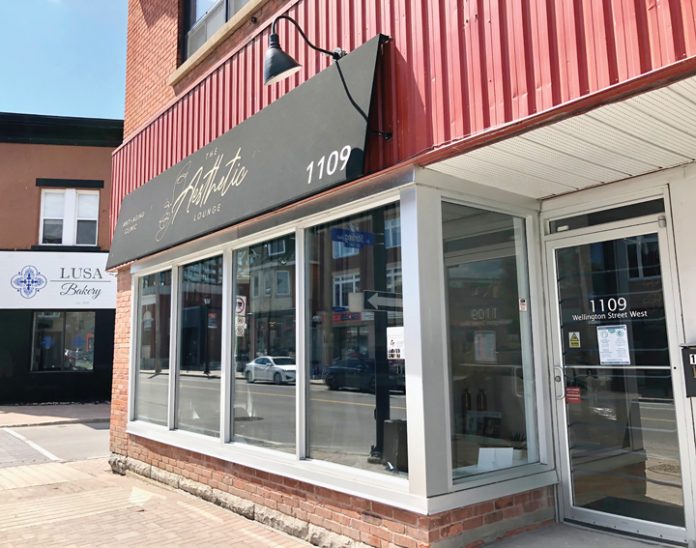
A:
<box><xmin>549</xmin><ymin>223</ymin><xmax>689</xmax><ymax>542</ymax></box>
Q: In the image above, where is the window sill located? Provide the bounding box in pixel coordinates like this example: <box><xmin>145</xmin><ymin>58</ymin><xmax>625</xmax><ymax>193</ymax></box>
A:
<box><xmin>168</xmin><ymin>0</ymin><xmax>270</xmax><ymax>88</ymax></box>
<box><xmin>127</xmin><ymin>419</ymin><xmax>419</xmax><ymax>510</ymax></box>
<box><xmin>31</xmin><ymin>370</ymin><xmax>94</xmax><ymax>374</ymax></box>
<box><xmin>31</xmin><ymin>245</ymin><xmax>102</xmax><ymax>252</ymax></box>
<box><xmin>126</xmin><ymin>420</ymin><xmax>557</xmax><ymax>515</ymax></box>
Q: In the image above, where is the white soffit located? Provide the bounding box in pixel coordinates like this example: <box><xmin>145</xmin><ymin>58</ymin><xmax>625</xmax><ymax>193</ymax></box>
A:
<box><xmin>428</xmin><ymin>75</ymin><xmax>696</xmax><ymax>199</ymax></box>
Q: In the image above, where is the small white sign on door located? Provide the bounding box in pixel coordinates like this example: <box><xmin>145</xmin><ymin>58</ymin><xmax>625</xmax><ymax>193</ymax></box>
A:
<box><xmin>597</xmin><ymin>324</ymin><xmax>630</xmax><ymax>365</ymax></box>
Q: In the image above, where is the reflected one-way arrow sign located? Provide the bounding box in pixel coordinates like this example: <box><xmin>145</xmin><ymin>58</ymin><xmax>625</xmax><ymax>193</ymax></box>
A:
<box><xmin>364</xmin><ymin>291</ymin><xmax>402</xmax><ymax>311</ymax></box>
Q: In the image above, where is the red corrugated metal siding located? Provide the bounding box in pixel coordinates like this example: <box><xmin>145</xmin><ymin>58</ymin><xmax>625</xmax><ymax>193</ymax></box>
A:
<box><xmin>111</xmin><ymin>0</ymin><xmax>696</xmax><ymax>235</ymax></box>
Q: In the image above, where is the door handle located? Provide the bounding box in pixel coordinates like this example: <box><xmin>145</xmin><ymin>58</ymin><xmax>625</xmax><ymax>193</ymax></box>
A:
<box><xmin>554</xmin><ymin>366</ymin><xmax>565</xmax><ymax>400</ymax></box>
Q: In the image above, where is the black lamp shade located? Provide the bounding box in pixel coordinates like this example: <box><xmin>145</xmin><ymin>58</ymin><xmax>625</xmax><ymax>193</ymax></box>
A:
<box><xmin>264</xmin><ymin>33</ymin><xmax>302</xmax><ymax>86</ymax></box>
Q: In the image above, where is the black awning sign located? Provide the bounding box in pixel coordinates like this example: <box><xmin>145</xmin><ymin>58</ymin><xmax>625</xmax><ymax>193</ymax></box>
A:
<box><xmin>107</xmin><ymin>35</ymin><xmax>385</xmax><ymax>269</ymax></box>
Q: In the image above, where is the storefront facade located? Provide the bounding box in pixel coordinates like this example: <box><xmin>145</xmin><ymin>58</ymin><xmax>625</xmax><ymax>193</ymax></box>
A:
<box><xmin>0</xmin><ymin>113</ymin><xmax>122</xmax><ymax>403</ymax></box>
<box><xmin>110</xmin><ymin>2</ymin><xmax>696</xmax><ymax>545</ymax></box>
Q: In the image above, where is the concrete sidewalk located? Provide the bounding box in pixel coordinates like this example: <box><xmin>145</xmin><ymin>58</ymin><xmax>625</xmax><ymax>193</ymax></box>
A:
<box><xmin>490</xmin><ymin>523</ymin><xmax>668</xmax><ymax>547</ymax></box>
<box><xmin>0</xmin><ymin>402</ymin><xmax>110</xmax><ymax>427</ymax></box>
<box><xmin>0</xmin><ymin>403</ymin><xmax>670</xmax><ymax>547</ymax></box>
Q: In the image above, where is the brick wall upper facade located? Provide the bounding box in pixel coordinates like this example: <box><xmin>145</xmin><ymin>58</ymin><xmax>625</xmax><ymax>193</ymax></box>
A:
<box><xmin>0</xmin><ymin>142</ymin><xmax>114</xmax><ymax>250</ymax></box>
<box><xmin>123</xmin><ymin>0</ymin><xmax>181</xmax><ymax>137</ymax></box>
<box><xmin>124</xmin><ymin>0</ymin><xmax>288</xmax><ymax>138</ymax></box>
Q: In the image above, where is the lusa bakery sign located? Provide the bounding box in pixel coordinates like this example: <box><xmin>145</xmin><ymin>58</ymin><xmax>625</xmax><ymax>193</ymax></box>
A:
<box><xmin>1</xmin><ymin>252</ymin><xmax>116</xmax><ymax>309</ymax></box>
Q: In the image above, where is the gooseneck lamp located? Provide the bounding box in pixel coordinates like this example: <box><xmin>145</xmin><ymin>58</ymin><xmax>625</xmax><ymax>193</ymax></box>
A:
<box><xmin>264</xmin><ymin>15</ymin><xmax>346</xmax><ymax>86</ymax></box>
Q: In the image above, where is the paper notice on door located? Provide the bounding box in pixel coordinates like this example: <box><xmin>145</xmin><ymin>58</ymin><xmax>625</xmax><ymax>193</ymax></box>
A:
<box><xmin>597</xmin><ymin>324</ymin><xmax>630</xmax><ymax>365</ymax></box>
<box><xmin>474</xmin><ymin>331</ymin><xmax>497</xmax><ymax>363</ymax></box>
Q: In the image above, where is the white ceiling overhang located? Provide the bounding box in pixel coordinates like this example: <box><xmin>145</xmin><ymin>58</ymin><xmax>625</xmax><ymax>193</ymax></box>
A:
<box><xmin>428</xmin><ymin>76</ymin><xmax>696</xmax><ymax>199</ymax></box>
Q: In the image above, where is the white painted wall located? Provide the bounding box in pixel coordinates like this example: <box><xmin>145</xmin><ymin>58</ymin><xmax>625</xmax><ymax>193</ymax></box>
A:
<box><xmin>669</xmin><ymin>165</ymin><xmax>696</xmax><ymax>344</ymax></box>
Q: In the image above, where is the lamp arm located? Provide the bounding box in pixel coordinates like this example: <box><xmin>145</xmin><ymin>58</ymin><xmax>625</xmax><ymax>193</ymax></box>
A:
<box><xmin>271</xmin><ymin>15</ymin><xmax>345</xmax><ymax>60</ymax></box>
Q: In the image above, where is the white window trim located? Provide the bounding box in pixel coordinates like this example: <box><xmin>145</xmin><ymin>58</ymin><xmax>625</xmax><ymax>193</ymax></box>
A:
<box><xmin>39</xmin><ymin>188</ymin><xmax>99</xmax><ymax>246</ymax></box>
<box><xmin>385</xmin><ymin>217</ymin><xmax>401</xmax><ymax>249</ymax></box>
<box><xmin>332</xmin><ymin>239</ymin><xmax>360</xmax><ymax>259</ymax></box>
<box><xmin>386</xmin><ymin>265</ymin><xmax>402</xmax><ymax>294</ymax></box>
<box><xmin>332</xmin><ymin>271</ymin><xmax>360</xmax><ymax>308</ymax></box>
<box><xmin>266</xmin><ymin>239</ymin><xmax>286</xmax><ymax>256</ymax></box>
<box><xmin>39</xmin><ymin>189</ymin><xmax>65</xmax><ymax>245</ymax></box>
<box><xmin>126</xmin><ymin>182</ymin><xmax>554</xmax><ymax>515</ymax></box>
<box><xmin>75</xmin><ymin>191</ymin><xmax>99</xmax><ymax>245</ymax></box>
<box><xmin>126</xmin><ymin>419</ymin><xmax>555</xmax><ymax>514</ymax></box>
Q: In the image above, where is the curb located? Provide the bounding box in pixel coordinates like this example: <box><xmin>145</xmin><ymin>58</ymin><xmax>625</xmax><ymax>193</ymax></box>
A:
<box><xmin>0</xmin><ymin>417</ymin><xmax>110</xmax><ymax>428</ymax></box>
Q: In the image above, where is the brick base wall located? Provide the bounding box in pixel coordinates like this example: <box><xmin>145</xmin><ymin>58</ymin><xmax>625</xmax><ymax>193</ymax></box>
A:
<box><xmin>111</xmin><ymin>269</ymin><xmax>555</xmax><ymax>547</ymax></box>
<box><xmin>110</xmin><ymin>437</ymin><xmax>554</xmax><ymax>547</ymax></box>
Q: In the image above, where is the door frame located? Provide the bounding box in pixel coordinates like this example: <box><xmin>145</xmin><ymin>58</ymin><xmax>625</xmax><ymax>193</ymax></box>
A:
<box><xmin>542</xmin><ymin>194</ymin><xmax>696</xmax><ymax>545</ymax></box>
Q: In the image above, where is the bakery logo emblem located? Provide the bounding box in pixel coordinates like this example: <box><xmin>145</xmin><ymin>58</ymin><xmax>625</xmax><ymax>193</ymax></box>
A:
<box><xmin>11</xmin><ymin>265</ymin><xmax>48</xmax><ymax>299</ymax></box>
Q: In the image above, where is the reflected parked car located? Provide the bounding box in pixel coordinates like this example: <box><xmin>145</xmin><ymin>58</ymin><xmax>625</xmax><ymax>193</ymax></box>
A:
<box><xmin>244</xmin><ymin>356</ymin><xmax>296</xmax><ymax>384</ymax></box>
<box><xmin>324</xmin><ymin>357</ymin><xmax>405</xmax><ymax>393</ymax></box>
<box><xmin>64</xmin><ymin>348</ymin><xmax>93</xmax><ymax>370</ymax></box>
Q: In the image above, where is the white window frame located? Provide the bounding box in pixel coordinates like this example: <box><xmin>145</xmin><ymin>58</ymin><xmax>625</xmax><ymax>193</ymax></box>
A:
<box><xmin>266</xmin><ymin>239</ymin><xmax>286</xmax><ymax>256</ymax></box>
<box><xmin>332</xmin><ymin>240</ymin><xmax>360</xmax><ymax>259</ymax></box>
<box><xmin>385</xmin><ymin>217</ymin><xmax>401</xmax><ymax>249</ymax></box>
<box><xmin>39</xmin><ymin>188</ymin><xmax>99</xmax><ymax>246</ymax></box>
<box><xmin>126</xmin><ymin>180</ymin><xmax>554</xmax><ymax>516</ymax></box>
<box><xmin>332</xmin><ymin>271</ymin><xmax>360</xmax><ymax>308</ymax></box>
<box><xmin>185</xmin><ymin>0</ymin><xmax>251</xmax><ymax>59</ymax></box>
<box><xmin>386</xmin><ymin>265</ymin><xmax>402</xmax><ymax>293</ymax></box>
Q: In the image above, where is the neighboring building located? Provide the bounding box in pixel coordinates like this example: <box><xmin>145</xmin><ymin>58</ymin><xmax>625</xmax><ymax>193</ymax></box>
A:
<box><xmin>108</xmin><ymin>1</ymin><xmax>696</xmax><ymax>546</ymax></box>
<box><xmin>0</xmin><ymin>113</ymin><xmax>123</xmax><ymax>403</ymax></box>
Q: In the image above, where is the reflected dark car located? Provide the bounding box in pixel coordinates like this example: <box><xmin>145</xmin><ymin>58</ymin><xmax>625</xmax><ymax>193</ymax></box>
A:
<box><xmin>324</xmin><ymin>358</ymin><xmax>405</xmax><ymax>393</ymax></box>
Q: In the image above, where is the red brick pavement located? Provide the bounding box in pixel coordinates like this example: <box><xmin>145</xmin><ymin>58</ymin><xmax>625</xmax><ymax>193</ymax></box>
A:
<box><xmin>0</xmin><ymin>457</ymin><xmax>309</xmax><ymax>547</ymax></box>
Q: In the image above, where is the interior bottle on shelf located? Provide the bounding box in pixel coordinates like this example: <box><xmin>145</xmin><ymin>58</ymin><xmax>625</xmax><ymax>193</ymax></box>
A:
<box><xmin>476</xmin><ymin>388</ymin><xmax>487</xmax><ymax>411</ymax></box>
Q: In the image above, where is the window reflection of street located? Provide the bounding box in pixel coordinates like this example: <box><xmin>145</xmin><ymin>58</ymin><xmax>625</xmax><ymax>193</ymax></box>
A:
<box><xmin>307</xmin><ymin>203</ymin><xmax>408</xmax><ymax>475</ymax></box>
<box><xmin>177</xmin><ymin>256</ymin><xmax>223</xmax><ymax>437</ymax></box>
<box><xmin>233</xmin><ymin>234</ymin><xmax>296</xmax><ymax>453</ymax></box>
<box><xmin>565</xmin><ymin>368</ymin><xmax>683</xmax><ymax>526</ymax></box>
<box><xmin>232</xmin><ymin>374</ymin><xmax>407</xmax><ymax>473</ymax></box>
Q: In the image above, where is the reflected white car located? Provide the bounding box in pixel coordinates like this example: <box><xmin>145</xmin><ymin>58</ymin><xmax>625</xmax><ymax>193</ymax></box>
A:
<box><xmin>244</xmin><ymin>356</ymin><xmax>296</xmax><ymax>385</ymax></box>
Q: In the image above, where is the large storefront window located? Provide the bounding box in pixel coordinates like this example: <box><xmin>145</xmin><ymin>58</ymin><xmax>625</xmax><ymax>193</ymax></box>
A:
<box><xmin>307</xmin><ymin>203</ymin><xmax>407</xmax><ymax>475</ymax></box>
<box><xmin>134</xmin><ymin>271</ymin><xmax>171</xmax><ymax>426</ymax></box>
<box><xmin>443</xmin><ymin>202</ymin><xmax>538</xmax><ymax>480</ymax></box>
<box><xmin>233</xmin><ymin>235</ymin><xmax>296</xmax><ymax>453</ymax></box>
<box><xmin>177</xmin><ymin>256</ymin><xmax>223</xmax><ymax>436</ymax></box>
<box><xmin>31</xmin><ymin>311</ymin><xmax>95</xmax><ymax>372</ymax></box>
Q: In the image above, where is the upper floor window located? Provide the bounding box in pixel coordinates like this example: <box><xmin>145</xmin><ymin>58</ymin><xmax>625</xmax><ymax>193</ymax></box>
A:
<box><xmin>332</xmin><ymin>241</ymin><xmax>360</xmax><ymax>259</ymax></box>
<box><xmin>185</xmin><ymin>0</ymin><xmax>251</xmax><ymax>59</ymax></box>
<box><xmin>385</xmin><ymin>217</ymin><xmax>401</xmax><ymax>249</ymax></box>
<box><xmin>40</xmin><ymin>189</ymin><xmax>98</xmax><ymax>246</ymax></box>
<box><xmin>266</xmin><ymin>239</ymin><xmax>286</xmax><ymax>256</ymax></box>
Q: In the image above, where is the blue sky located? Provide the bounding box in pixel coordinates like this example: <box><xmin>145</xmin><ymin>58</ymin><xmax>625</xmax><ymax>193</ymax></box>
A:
<box><xmin>0</xmin><ymin>0</ymin><xmax>127</xmax><ymax>120</ymax></box>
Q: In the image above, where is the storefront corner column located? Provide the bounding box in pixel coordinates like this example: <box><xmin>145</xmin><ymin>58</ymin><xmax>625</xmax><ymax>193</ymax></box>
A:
<box><xmin>401</xmin><ymin>185</ymin><xmax>451</xmax><ymax>497</ymax></box>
